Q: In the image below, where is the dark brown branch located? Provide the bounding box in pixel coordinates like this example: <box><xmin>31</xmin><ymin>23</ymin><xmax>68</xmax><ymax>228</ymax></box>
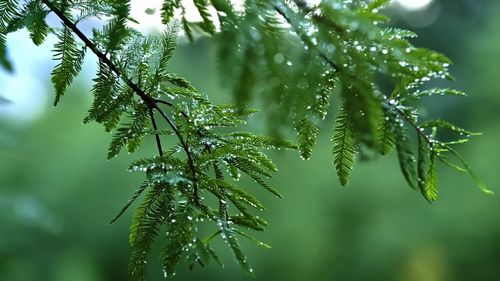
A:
<box><xmin>154</xmin><ymin>108</ymin><xmax>200</xmax><ymax>205</ymax></box>
<box><xmin>148</xmin><ymin>108</ymin><xmax>164</xmax><ymax>157</ymax></box>
<box><xmin>41</xmin><ymin>0</ymin><xmax>152</xmax><ymax>104</ymax></box>
<box><xmin>273</xmin><ymin>3</ymin><xmax>340</xmax><ymax>72</ymax></box>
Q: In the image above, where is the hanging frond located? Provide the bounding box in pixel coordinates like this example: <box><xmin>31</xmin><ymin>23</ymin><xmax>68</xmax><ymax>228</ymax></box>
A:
<box><xmin>193</xmin><ymin>0</ymin><xmax>216</xmax><ymax>35</ymax></box>
<box><xmin>445</xmin><ymin>146</ymin><xmax>493</xmax><ymax>195</ymax></box>
<box><xmin>420</xmin><ymin>119</ymin><xmax>480</xmax><ymax>137</ymax></box>
<box><xmin>161</xmin><ymin>0</ymin><xmax>180</xmax><ymax>24</ymax></box>
<box><xmin>377</xmin><ymin>114</ymin><xmax>396</xmax><ymax>155</ymax></box>
<box><xmin>425</xmin><ymin>150</ymin><xmax>438</xmax><ymax>201</ymax></box>
<box><xmin>332</xmin><ymin>106</ymin><xmax>358</xmax><ymax>186</ymax></box>
<box><xmin>219</xmin><ymin>219</ymin><xmax>253</xmax><ymax>274</ymax></box>
<box><xmin>390</xmin><ymin>113</ymin><xmax>418</xmax><ymax>190</ymax></box>
<box><xmin>109</xmin><ymin>181</ymin><xmax>150</xmax><ymax>224</ymax></box>
<box><xmin>107</xmin><ymin>103</ymin><xmax>150</xmax><ymax>159</ymax></box>
<box><xmin>0</xmin><ymin>0</ymin><xmax>19</xmax><ymax>71</ymax></box>
<box><xmin>51</xmin><ymin>26</ymin><xmax>86</xmax><ymax>105</ymax></box>
<box><xmin>25</xmin><ymin>1</ymin><xmax>49</xmax><ymax>45</ymax></box>
<box><xmin>129</xmin><ymin>185</ymin><xmax>171</xmax><ymax>280</ymax></box>
<box><xmin>162</xmin><ymin>202</ymin><xmax>195</xmax><ymax>277</ymax></box>
<box><xmin>296</xmin><ymin>115</ymin><xmax>320</xmax><ymax>160</ymax></box>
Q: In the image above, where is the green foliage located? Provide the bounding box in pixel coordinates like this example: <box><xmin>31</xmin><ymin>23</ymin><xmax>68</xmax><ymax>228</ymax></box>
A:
<box><xmin>0</xmin><ymin>0</ymin><xmax>493</xmax><ymax>279</ymax></box>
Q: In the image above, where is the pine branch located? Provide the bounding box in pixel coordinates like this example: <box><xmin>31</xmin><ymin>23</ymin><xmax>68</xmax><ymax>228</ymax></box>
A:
<box><xmin>274</xmin><ymin>1</ymin><xmax>434</xmax><ymax>148</ymax></box>
<box><xmin>41</xmin><ymin>0</ymin><xmax>201</xmax><ymax>204</ymax></box>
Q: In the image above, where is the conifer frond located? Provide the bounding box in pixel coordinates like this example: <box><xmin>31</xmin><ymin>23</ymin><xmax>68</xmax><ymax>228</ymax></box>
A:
<box><xmin>296</xmin><ymin>115</ymin><xmax>320</xmax><ymax>160</ymax></box>
<box><xmin>332</xmin><ymin>106</ymin><xmax>358</xmax><ymax>186</ymax></box>
<box><xmin>99</xmin><ymin>0</ymin><xmax>130</xmax><ymax>53</ymax></box>
<box><xmin>162</xmin><ymin>202</ymin><xmax>195</xmax><ymax>277</ymax></box>
<box><xmin>161</xmin><ymin>0</ymin><xmax>180</xmax><ymax>24</ymax></box>
<box><xmin>391</xmin><ymin>116</ymin><xmax>418</xmax><ymax>190</ymax></box>
<box><xmin>107</xmin><ymin>104</ymin><xmax>150</xmax><ymax>159</ymax></box>
<box><xmin>225</xmin><ymin>132</ymin><xmax>298</xmax><ymax>150</ymax></box>
<box><xmin>425</xmin><ymin>150</ymin><xmax>438</xmax><ymax>201</ymax></box>
<box><xmin>417</xmin><ymin>135</ymin><xmax>435</xmax><ymax>201</ymax></box>
<box><xmin>109</xmin><ymin>180</ymin><xmax>149</xmax><ymax>224</ymax></box>
<box><xmin>51</xmin><ymin>26</ymin><xmax>86</xmax><ymax>105</ymax></box>
<box><xmin>226</xmin><ymin>158</ymin><xmax>282</xmax><ymax>198</ymax></box>
<box><xmin>129</xmin><ymin>185</ymin><xmax>170</xmax><ymax>280</ymax></box>
<box><xmin>438</xmin><ymin>156</ymin><xmax>467</xmax><ymax>173</ymax></box>
<box><xmin>233</xmin><ymin>228</ymin><xmax>271</xmax><ymax>249</ymax></box>
<box><xmin>21</xmin><ymin>1</ymin><xmax>49</xmax><ymax>46</ymax></box>
<box><xmin>84</xmin><ymin>62</ymin><xmax>130</xmax><ymax>131</ymax></box>
<box><xmin>0</xmin><ymin>0</ymin><xmax>18</xmax><ymax>28</ymax></box>
<box><xmin>445</xmin><ymin>146</ymin><xmax>493</xmax><ymax>195</ymax></box>
<box><xmin>219</xmin><ymin>219</ymin><xmax>253</xmax><ymax>274</ymax></box>
<box><xmin>0</xmin><ymin>0</ymin><xmax>19</xmax><ymax>71</ymax></box>
<box><xmin>377</xmin><ymin>114</ymin><xmax>396</xmax><ymax>155</ymax></box>
<box><xmin>193</xmin><ymin>0</ymin><xmax>216</xmax><ymax>35</ymax></box>
<box><xmin>413</xmin><ymin>88</ymin><xmax>466</xmax><ymax>98</ymax></box>
<box><xmin>420</xmin><ymin>119</ymin><xmax>480</xmax><ymax>136</ymax></box>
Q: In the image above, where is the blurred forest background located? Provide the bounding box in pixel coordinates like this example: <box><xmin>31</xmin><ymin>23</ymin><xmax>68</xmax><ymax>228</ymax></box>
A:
<box><xmin>1</xmin><ymin>0</ymin><xmax>499</xmax><ymax>280</ymax></box>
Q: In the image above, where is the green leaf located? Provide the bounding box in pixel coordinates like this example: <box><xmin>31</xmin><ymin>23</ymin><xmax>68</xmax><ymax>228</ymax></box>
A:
<box><xmin>234</xmin><ymin>229</ymin><xmax>271</xmax><ymax>249</ymax></box>
<box><xmin>414</xmin><ymin>88</ymin><xmax>466</xmax><ymax>98</ymax></box>
<box><xmin>417</xmin><ymin>135</ymin><xmax>429</xmax><ymax>197</ymax></box>
<box><xmin>219</xmin><ymin>221</ymin><xmax>253</xmax><ymax>275</ymax></box>
<box><xmin>446</xmin><ymin>146</ymin><xmax>493</xmax><ymax>195</ymax></box>
<box><xmin>215</xmin><ymin>179</ymin><xmax>265</xmax><ymax>211</ymax></box>
<box><xmin>367</xmin><ymin>0</ymin><xmax>391</xmax><ymax>10</ymax></box>
<box><xmin>392</xmin><ymin>121</ymin><xmax>418</xmax><ymax>190</ymax></box>
<box><xmin>438</xmin><ymin>156</ymin><xmax>467</xmax><ymax>173</ymax></box>
<box><xmin>420</xmin><ymin>119</ymin><xmax>481</xmax><ymax>136</ymax></box>
<box><xmin>109</xmin><ymin>181</ymin><xmax>149</xmax><ymax>224</ymax></box>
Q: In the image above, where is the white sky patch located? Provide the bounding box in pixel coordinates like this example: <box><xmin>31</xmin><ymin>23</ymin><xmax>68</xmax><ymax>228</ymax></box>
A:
<box><xmin>394</xmin><ymin>0</ymin><xmax>434</xmax><ymax>11</ymax></box>
<box><xmin>0</xmin><ymin>76</ymin><xmax>47</xmax><ymax>123</ymax></box>
<box><xmin>128</xmin><ymin>0</ymin><xmax>249</xmax><ymax>33</ymax></box>
<box><xmin>0</xmin><ymin>30</ymin><xmax>51</xmax><ymax>123</ymax></box>
<box><xmin>128</xmin><ymin>0</ymin><xmax>163</xmax><ymax>33</ymax></box>
<box><xmin>304</xmin><ymin>0</ymin><xmax>321</xmax><ymax>6</ymax></box>
<box><xmin>129</xmin><ymin>0</ymin><xmax>222</xmax><ymax>32</ymax></box>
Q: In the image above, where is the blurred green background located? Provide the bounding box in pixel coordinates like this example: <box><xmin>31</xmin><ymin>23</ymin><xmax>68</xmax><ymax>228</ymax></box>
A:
<box><xmin>1</xmin><ymin>1</ymin><xmax>499</xmax><ymax>280</ymax></box>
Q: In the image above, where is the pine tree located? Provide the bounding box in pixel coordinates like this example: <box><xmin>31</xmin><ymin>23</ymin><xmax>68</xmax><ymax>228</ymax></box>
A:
<box><xmin>0</xmin><ymin>0</ymin><xmax>492</xmax><ymax>279</ymax></box>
